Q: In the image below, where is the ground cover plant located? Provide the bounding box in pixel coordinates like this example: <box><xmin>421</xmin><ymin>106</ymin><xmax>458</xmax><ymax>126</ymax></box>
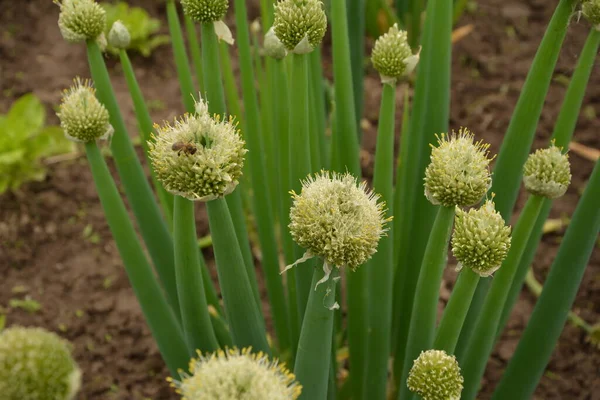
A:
<box><xmin>1</xmin><ymin>0</ymin><xmax>599</xmax><ymax>399</ymax></box>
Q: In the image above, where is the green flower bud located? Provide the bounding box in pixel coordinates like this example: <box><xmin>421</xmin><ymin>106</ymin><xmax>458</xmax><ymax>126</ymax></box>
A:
<box><xmin>452</xmin><ymin>199</ymin><xmax>511</xmax><ymax>277</ymax></box>
<box><xmin>273</xmin><ymin>0</ymin><xmax>327</xmax><ymax>54</ymax></box>
<box><xmin>523</xmin><ymin>144</ymin><xmax>571</xmax><ymax>199</ymax></box>
<box><xmin>407</xmin><ymin>350</ymin><xmax>464</xmax><ymax>400</ymax></box>
<box><xmin>108</xmin><ymin>20</ymin><xmax>131</xmax><ymax>50</ymax></box>
<box><xmin>57</xmin><ymin>78</ymin><xmax>113</xmax><ymax>143</ymax></box>
<box><xmin>582</xmin><ymin>0</ymin><xmax>600</xmax><ymax>29</ymax></box>
<box><xmin>181</xmin><ymin>0</ymin><xmax>229</xmax><ymax>23</ymax></box>
<box><xmin>264</xmin><ymin>27</ymin><xmax>287</xmax><ymax>60</ymax></box>
<box><xmin>56</xmin><ymin>0</ymin><xmax>106</xmax><ymax>43</ymax></box>
<box><xmin>287</xmin><ymin>171</ymin><xmax>390</xmax><ymax>273</ymax></box>
<box><xmin>168</xmin><ymin>347</ymin><xmax>301</xmax><ymax>400</ymax></box>
<box><xmin>424</xmin><ymin>128</ymin><xmax>493</xmax><ymax>208</ymax></box>
<box><xmin>0</xmin><ymin>326</ymin><xmax>81</xmax><ymax>400</ymax></box>
<box><xmin>149</xmin><ymin>98</ymin><xmax>247</xmax><ymax>201</ymax></box>
<box><xmin>371</xmin><ymin>23</ymin><xmax>419</xmax><ymax>84</ymax></box>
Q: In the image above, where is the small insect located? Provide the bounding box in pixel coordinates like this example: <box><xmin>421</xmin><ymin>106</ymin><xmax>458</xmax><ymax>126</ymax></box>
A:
<box><xmin>171</xmin><ymin>141</ymin><xmax>197</xmax><ymax>156</ymax></box>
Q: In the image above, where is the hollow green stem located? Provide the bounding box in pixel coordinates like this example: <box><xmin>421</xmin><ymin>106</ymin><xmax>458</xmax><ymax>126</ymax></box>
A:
<box><xmin>294</xmin><ymin>267</ymin><xmax>338</xmax><ymax>400</ymax></box>
<box><xmin>201</xmin><ymin>21</ymin><xmax>260</xmax><ymax>309</ymax></box>
<box><xmin>184</xmin><ymin>14</ymin><xmax>204</xmax><ymax>94</ymax></box>
<box><xmin>330</xmin><ymin>1</ymin><xmax>365</xmax><ymax>396</ymax></box>
<box><xmin>392</xmin><ymin>0</ymin><xmax>451</xmax><ymax>385</ymax></box>
<box><xmin>233</xmin><ymin>0</ymin><xmax>291</xmax><ymax>354</ymax></box>
<box><xmin>199</xmin><ymin>252</ymin><xmax>222</xmax><ymax>315</ymax></box>
<box><xmin>347</xmin><ymin>0</ymin><xmax>365</xmax><ymax>128</ymax></box>
<box><xmin>273</xmin><ymin>58</ymin><xmax>300</xmax><ymax>355</ymax></box>
<box><xmin>289</xmin><ymin>52</ymin><xmax>314</xmax><ymax>324</ymax></box>
<box><xmin>456</xmin><ymin>0</ymin><xmax>573</xmax><ymax>361</ymax></box>
<box><xmin>173</xmin><ymin>196</ymin><xmax>219</xmax><ymax>354</ymax></box>
<box><xmin>219</xmin><ymin>43</ymin><xmax>243</xmax><ymax>121</ymax></box>
<box><xmin>309</xmin><ymin>49</ymin><xmax>328</xmax><ymax>168</ymax></box>
<box><xmin>86</xmin><ymin>41</ymin><xmax>179</xmax><ymax>321</ymax></box>
<box><xmin>206</xmin><ymin>197</ymin><xmax>270</xmax><ymax>354</ymax></box>
<box><xmin>118</xmin><ymin>49</ymin><xmax>175</xmax><ymax>230</ymax></box>
<box><xmin>493</xmin><ymin>160</ymin><xmax>600</xmax><ymax>399</ymax></box>
<box><xmin>497</xmin><ymin>29</ymin><xmax>600</xmax><ymax>336</ymax></box>
<box><xmin>433</xmin><ymin>268</ymin><xmax>480</xmax><ymax>354</ymax></box>
<box><xmin>84</xmin><ymin>142</ymin><xmax>188</xmax><ymax>375</ymax></box>
<box><xmin>397</xmin><ymin>205</ymin><xmax>455</xmax><ymax>400</ymax></box>
<box><xmin>166</xmin><ymin>0</ymin><xmax>196</xmax><ymax>112</ymax></box>
<box><xmin>460</xmin><ymin>195</ymin><xmax>545</xmax><ymax>400</ymax></box>
<box><xmin>365</xmin><ymin>82</ymin><xmax>396</xmax><ymax>400</ymax></box>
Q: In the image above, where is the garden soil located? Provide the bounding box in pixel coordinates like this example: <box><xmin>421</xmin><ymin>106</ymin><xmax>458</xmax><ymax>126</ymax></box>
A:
<box><xmin>1</xmin><ymin>0</ymin><xmax>599</xmax><ymax>399</ymax></box>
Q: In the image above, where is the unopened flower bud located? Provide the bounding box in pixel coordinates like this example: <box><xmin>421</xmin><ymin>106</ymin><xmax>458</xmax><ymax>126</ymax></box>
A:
<box><xmin>523</xmin><ymin>144</ymin><xmax>571</xmax><ymax>199</ymax></box>
<box><xmin>168</xmin><ymin>347</ymin><xmax>301</xmax><ymax>400</ymax></box>
<box><xmin>57</xmin><ymin>78</ymin><xmax>113</xmax><ymax>143</ymax></box>
<box><xmin>149</xmin><ymin>98</ymin><xmax>246</xmax><ymax>201</ymax></box>
<box><xmin>0</xmin><ymin>326</ymin><xmax>81</xmax><ymax>400</ymax></box>
<box><xmin>56</xmin><ymin>0</ymin><xmax>106</xmax><ymax>43</ymax></box>
<box><xmin>407</xmin><ymin>350</ymin><xmax>464</xmax><ymax>400</ymax></box>
<box><xmin>452</xmin><ymin>199</ymin><xmax>511</xmax><ymax>277</ymax></box>
<box><xmin>181</xmin><ymin>0</ymin><xmax>229</xmax><ymax>23</ymax></box>
<box><xmin>424</xmin><ymin>128</ymin><xmax>493</xmax><ymax>208</ymax></box>
<box><xmin>108</xmin><ymin>21</ymin><xmax>131</xmax><ymax>50</ymax></box>
<box><xmin>371</xmin><ymin>23</ymin><xmax>419</xmax><ymax>84</ymax></box>
<box><xmin>273</xmin><ymin>0</ymin><xmax>327</xmax><ymax>54</ymax></box>
<box><xmin>286</xmin><ymin>171</ymin><xmax>390</xmax><ymax>278</ymax></box>
<box><xmin>264</xmin><ymin>27</ymin><xmax>287</xmax><ymax>60</ymax></box>
<box><xmin>582</xmin><ymin>0</ymin><xmax>600</xmax><ymax>29</ymax></box>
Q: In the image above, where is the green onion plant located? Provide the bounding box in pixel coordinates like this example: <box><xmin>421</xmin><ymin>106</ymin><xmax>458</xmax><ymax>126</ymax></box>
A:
<box><xmin>43</xmin><ymin>0</ymin><xmax>600</xmax><ymax>398</ymax></box>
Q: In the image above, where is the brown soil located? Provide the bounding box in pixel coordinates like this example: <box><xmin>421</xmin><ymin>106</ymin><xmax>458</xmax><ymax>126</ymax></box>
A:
<box><xmin>1</xmin><ymin>0</ymin><xmax>598</xmax><ymax>399</ymax></box>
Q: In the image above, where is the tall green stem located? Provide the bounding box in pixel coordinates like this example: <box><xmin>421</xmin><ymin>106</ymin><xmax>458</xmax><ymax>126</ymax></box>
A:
<box><xmin>347</xmin><ymin>0</ymin><xmax>365</xmax><ymax>127</ymax></box>
<box><xmin>86</xmin><ymin>41</ymin><xmax>179</xmax><ymax>320</ymax></box>
<box><xmin>206</xmin><ymin>197</ymin><xmax>270</xmax><ymax>354</ymax></box>
<box><xmin>392</xmin><ymin>0</ymin><xmax>451</xmax><ymax>385</ymax></box>
<box><xmin>184</xmin><ymin>15</ymin><xmax>204</xmax><ymax>94</ymax></box>
<box><xmin>330</xmin><ymin>1</ymin><xmax>364</xmax><ymax>396</ymax></box>
<box><xmin>294</xmin><ymin>267</ymin><xmax>338</xmax><ymax>400</ymax></box>
<box><xmin>493</xmin><ymin>160</ymin><xmax>600</xmax><ymax>399</ymax></box>
<box><xmin>397</xmin><ymin>205</ymin><xmax>455</xmax><ymax>400</ymax></box>
<box><xmin>433</xmin><ymin>268</ymin><xmax>480</xmax><ymax>353</ymax></box>
<box><xmin>460</xmin><ymin>195</ymin><xmax>545</xmax><ymax>400</ymax></box>
<box><xmin>166</xmin><ymin>0</ymin><xmax>196</xmax><ymax>113</ymax></box>
<box><xmin>84</xmin><ymin>142</ymin><xmax>188</xmax><ymax>375</ymax></box>
<box><xmin>118</xmin><ymin>50</ymin><xmax>175</xmax><ymax>233</ymax></box>
<box><xmin>173</xmin><ymin>196</ymin><xmax>219</xmax><ymax>354</ymax></box>
<box><xmin>289</xmin><ymin>52</ymin><xmax>314</xmax><ymax>324</ymax></box>
<box><xmin>233</xmin><ymin>0</ymin><xmax>291</xmax><ymax>353</ymax></box>
<box><xmin>497</xmin><ymin>29</ymin><xmax>600</xmax><ymax>335</ymax></box>
<box><xmin>365</xmin><ymin>82</ymin><xmax>396</xmax><ymax>400</ymax></box>
<box><xmin>200</xmin><ymin>22</ymin><xmax>261</xmax><ymax>309</ymax></box>
<box><xmin>456</xmin><ymin>0</ymin><xmax>574</xmax><ymax>359</ymax></box>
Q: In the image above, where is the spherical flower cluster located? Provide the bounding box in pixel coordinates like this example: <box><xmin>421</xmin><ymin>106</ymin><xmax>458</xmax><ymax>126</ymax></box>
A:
<box><xmin>57</xmin><ymin>78</ymin><xmax>113</xmax><ymax>143</ymax></box>
<box><xmin>0</xmin><ymin>326</ymin><xmax>81</xmax><ymax>400</ymax></box>
<box><xmin>287</xmin><ymin>171</ymin><xmax>389</xmax><ymax>275</ymax></box>
<box><xmin>264</xmin><ymin>27</ymin><xmax>287</xmax><ymax>60</ymax></box>
<box><xmin>168</xmin><ymin>348</ymin><xmax>301</xmax><ymax>400</ymax></box>
<box><xmin>371</xmin><ymin>24</ymin><xmax>419</xmax><ymax>83</ymax></box>
<box><xmin>56</xmin><ymin>0</ymin><xmax>106</xmax><ymax>43</ymax></box>
<box><xmin>582</xmin><ymin>0</ymin><xmax>600</xmax><ymax>29</ymax></box>
<box><xmin>424</xmin><ymin>129</ymin><xmax>493</xmax><ymax>208</ymax></box>
<box><xmin>523</xmin><ymin>144</ymin><xmax>571</xmax><ymax>199</ymax></box>
<box><xmin>273</xmin><ymin>0</ymin><xmax>327</xmax><ymax>54</ymax></box>
<box><xmin>108</xmin><ymin>20</ymin><xmax>131</xmax><ymax>49</ymax></box>
<box><xmin>181</xmin><ymin>0</ymin><xmax>229</xmax><ymax>23</ymax></box>
<box><xmin>452</xmin><ymin>199</ymin><xmax>511</xmax><ymax>277</ymax></box>
<box><xmin>407</xmin><ymin>350</ymin><xmax>464</xmax><ymax>400</ymax></box>
<box><xmin>149</xmin><ymin>98</ymin><xmax>246</xmax><ymax>201</ymax></box>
